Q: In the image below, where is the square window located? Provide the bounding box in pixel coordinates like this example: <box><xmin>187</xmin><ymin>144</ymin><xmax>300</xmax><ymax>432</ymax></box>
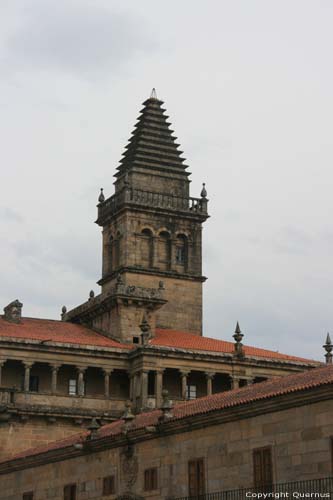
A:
<box><xmin>176</xmin><ymin>246</ymin><xmax>185</xmax><ymax>264</ymax></box>
<box><xmin>188</xmin><ymin>458</ymin><xmax>205</xmax><ymax>496</ymax></box>
<box><xmin>68</xmin><ymin>379</ymin><xmax>77</xmax><ymax>396</ymax></box>
<box><xmin>103</xmin><ymin>475</ymin><xmax>115</xmax><ymax>495</ymax></box>
<box><xmin>144</xmin><ymin>467</ymin><xmax>158</xmax><ymax>491</ymax></box>
<box><xmin>23</xmin><ymin>493</ymin><xmax>34</xmax><ymax>500</ymax></box>
<box><xmin>29</xmin><ymin>376</ymin><xmax>39</xmax><ymax>392</ymax></box>
<box><xmin>64</xmin><ymin>484</ymin><xmax>76</xmax><ymax>500</ymax></box>
<box><xmin>186</xmin><ymin>385</ymin><xmax>197</xmax><ymax>400</ymax></box>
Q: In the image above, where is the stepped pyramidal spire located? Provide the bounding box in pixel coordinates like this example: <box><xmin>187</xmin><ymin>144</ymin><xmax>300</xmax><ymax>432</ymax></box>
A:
<box><xmin>116</xmin><ymin>90</ymin><xmax>189</xmax><ymax>180</ymax></box>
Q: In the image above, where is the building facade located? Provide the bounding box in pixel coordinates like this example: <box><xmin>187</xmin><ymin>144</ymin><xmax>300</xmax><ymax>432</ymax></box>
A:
<box><xmin>0</xmin><ymin>92</ymin><xmax>321</xmax><ymax>462</ymax></box>
<box><xmin>0</xmin><ymin>365</ymin><xmax>332</xmax><ymax>499</ymax></box>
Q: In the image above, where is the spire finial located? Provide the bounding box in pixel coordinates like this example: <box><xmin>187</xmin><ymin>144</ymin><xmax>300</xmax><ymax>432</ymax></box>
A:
<box><xmin>233</xmin><ymin>321</ymin><xmax>245</xmax><ymax>359</ymax></box>
<box><xmin>159</xmin><ymin>389</ymin><xmax>173</xmax><ymax>422</ymax></box>
<box><xmin>98</xmin><ymin>188</ymin><xmax>105</xmax><ymax>203</ymax></box>
<box><xmin>200</xmin><ymin>182</ymin><xmax>207</xmax><ymax>198</ymax></box>
<box><xmin>323</xmin><ymin>333</ymin><xmax>332</xmax><ymax>364</ymax></box>
<box><xmin>140</xmin><ymin>311</ymin><xmax>151</xmax><ymax>345</ymax></box>
<box><xmin>150</xmin><ymin>88</ymin><xmax>157</xmax><ymax>99</ymax></box>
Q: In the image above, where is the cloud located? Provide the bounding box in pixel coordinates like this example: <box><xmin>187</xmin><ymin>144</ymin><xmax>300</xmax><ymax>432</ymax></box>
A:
<box><xmin>2</xmin><ymin>1</ymin><xmax>156</xmax><ymax>78</ymax></box>
<box><xmin>0</xmin><ymin>207</ymin><xmax>24</xmax><ymax>224</ymax></box>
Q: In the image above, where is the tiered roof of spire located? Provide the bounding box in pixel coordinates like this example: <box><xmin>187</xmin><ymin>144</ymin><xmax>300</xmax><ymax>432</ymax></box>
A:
<box><xmin>116</xmin><ymin>89</ymin><xmax>190</xmax><ymax>177</ymax></box>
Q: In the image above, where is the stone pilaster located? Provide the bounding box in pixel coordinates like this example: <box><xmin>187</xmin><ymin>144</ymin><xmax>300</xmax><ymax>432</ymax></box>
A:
<box><xmin>0</xmin><ymin>360</ymin><xmax>6</xmax><ymax>387</ymax></box>
<box><xmin>180</xmin><ymin>370</ymin><xmax>190</xmax><ymax>400</ymax></box>
<box><xmin>205</xmin><ymin>372</ymin><xmax>215</xmax><ymax>396</ymax></box>
<box><xmin>155</xmin><ymin>370</ymin><xmax>164</xmax><ymax>407</ymax></box>
<box><xmin>50</xmin><ymin>364</ymin><xmax>61</xmax><ymax>394</ymax></box>
<box><xmin>77</xmin><ymin>367</ymin><xmax>87</xmax><ymax>397</ymax></box>
<box><xmin>103</xmin><ymin>369</ymin><xmax>113</xmax><ymax>398</ymax></box>
<box><xmin>23</xmin><ymin>362</ymin><xmax>34</xmax><ymax>392</ymax></box>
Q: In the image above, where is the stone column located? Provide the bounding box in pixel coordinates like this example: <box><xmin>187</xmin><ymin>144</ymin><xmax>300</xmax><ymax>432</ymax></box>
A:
<box><xmin>128</xmin><ymin>373</ymin><xmax>134</xmax><ymax>401</ymax></box>
<box><xmin>23</xmin><ymin>362</ymin><xmax>33</xmax><ymax>392</ymax></box>
<box><xmin>170</xmin><ymin>238</ymin><xmax>176</xmax><ymax>270</ymax></box>
<box><xmin>141</xmin><ymin>370</ymin><xmax>149</xmax><ymax>408</ymax></box>
<box><xmin>205</xmin><ymin>372</ymin><xmax>215</xmax><ymax>396</ymax></box>
<box><xmin>152</xmin><ymin>236</ymin><xmax>158</xmax><ymax>268</ymax></box>
<box><xmin>0</xmin><ymin>360</ymin><xmax>6</xmax><ymax>387</ymax></box>
<box><xmin>77</xmin><ymin>367</ymin><xmax>87</xmax><ymax>396</ymax></box>
<box><xmin>230</xmin><ymin>375</ymin><xmax>240</xmax><ymax>389</ymax></box>
<box><xmin>103</xmin><ymin>369</ymin><xmax>113</xmax><ymax>398</ymax></box>
<box><xmin>180</xmin><ymin>370</ymin><xmax>190</xmax><ymax>400</ymax></box>
<box><xmin>155</xmin><ymin>370</ymin><xmax>164</xmax><ymax>407</ymax></box>
<box><xmin>50</xmin><ymin>364</ymin><xmax>61</xmax><ymax>394</ymax></box>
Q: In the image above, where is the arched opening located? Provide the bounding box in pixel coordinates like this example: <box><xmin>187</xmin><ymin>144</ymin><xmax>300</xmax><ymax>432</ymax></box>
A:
<box><xmin>212</xmin><ymin>373</ymin><xmax>232</xmax><ymax>394</ymax></box>
<box><xmin>108</xmin><ymin>235</ymin><xmax>114</xmax><ymax>273</ymax></box>
<box><xmin>158</xmin><ymin>231</ymin><xmax>171</xmax><ymax>271</ymax></box>
<box><xmin>140</xmin><ymin>228</ymin><xmax>153</xmax><ymax>268</ymax></box>
<box><xmin>114</xmin><ymin>231</ymin><xmax>121</xmax><ymax>270</ymax></box>
<box><xmin>175</xmin><ymin>233</ymin><xmax>188</xmax><ymax>270</ymax></box>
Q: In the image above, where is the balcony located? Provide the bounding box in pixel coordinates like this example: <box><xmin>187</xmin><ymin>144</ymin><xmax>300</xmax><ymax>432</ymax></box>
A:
<box><xmin>96</xmin><ymin>186</ymin><xmax>208</xmax><ymax>224</ymax></box>
<box><xmin>0</xmin><ymin>387</ymin><xmax>126</xmax><ymax>419</ymax></box>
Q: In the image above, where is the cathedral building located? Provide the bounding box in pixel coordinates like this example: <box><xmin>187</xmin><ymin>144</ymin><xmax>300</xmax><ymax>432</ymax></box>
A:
<box><xmin>0</xmin><ymin>91</ymin><xmax>320</xmax><ymax>462</ymax></box>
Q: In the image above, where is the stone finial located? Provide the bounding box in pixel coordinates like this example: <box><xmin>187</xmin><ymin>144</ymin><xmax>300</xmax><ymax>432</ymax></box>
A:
<box><xmin>158</xmin><ymin>281</ymin><xmax>165</xmax><ymax>290</ymax></box>
<box><xmin>87</xmin><ymin>413</ymin><xmax>100</xmax><ymax>439</ymax></box>
<box><xmin>3</xmin><ymin>300</ymin><xmax>23</xmax><ymax>324</ymax></box>
<box><xmin>116</xmin><ymin>273</ymin><xmax>124</xmax><ymax>286</ymax></box>
<box><xmin>140</xmin><ymin>311</ymin><xmax>151</xmax><ymax>345</ymax></box>
<box><xmin>200</xmin><ymin>182</ymin><xmax>207</xmax><ymax>198</ymax></box>
<box><xmin>89</xmin><ymin>290</ymin><xmax>95</xmax><ymax>301</ymax></box>
<box><xmin>61</xmin><ymin>306</ymin><xmax>67</xmax><ymax>321</ymax></box>
<box><xmin>98</xmin><ymin>188</ymin><xmax>105</xmax><ymax>203</ymax></box>
<box><xmin>233</xmin><ymin>321</ymin><xmax>245</xmax><ymax>359</ymax></box>
<box><xmin>159</xmin><ymin>390</ymin><xmax>173</xmax><ymax>422</ymax></box>
<box><xmin>122</xmin><ymin>401</ymin><xmax>135</xmax><ymax>433</ymax></box>
<box><xmin>150</xmin><ymin>88</ymin><xmax>157</xmax><ymax>99</ymax></box>
<box><xmin>323</xmin><ymin>333</ymin><xmax>332</xmax><ymax>364</ymax></box>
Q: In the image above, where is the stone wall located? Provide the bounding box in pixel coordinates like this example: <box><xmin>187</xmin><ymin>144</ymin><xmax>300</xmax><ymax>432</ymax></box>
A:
<box><xmin>0</xmin><ymin>397</ymin><xmax>332</xmax><ymax>499</ymax></box>
<box><xmin>0</xmin><ymin>417</ymin><xmax>80</xmax><ymax>462</ymax></box>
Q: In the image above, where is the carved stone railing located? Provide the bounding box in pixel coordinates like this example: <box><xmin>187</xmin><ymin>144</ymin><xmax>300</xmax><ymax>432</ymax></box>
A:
<box><xmin>0</xmin><ymin>388</ymin><xmax>15</xmax><ymax>405</ymax></box>
<box><xmin>97</xmin><ymin>186</ymin><xmax>208</xmax><ymax>222</ymax></box>
<box><xmin>63</xmin><ymin>282</ymin><xmax>166</xmax><ymax>324</ymax></box>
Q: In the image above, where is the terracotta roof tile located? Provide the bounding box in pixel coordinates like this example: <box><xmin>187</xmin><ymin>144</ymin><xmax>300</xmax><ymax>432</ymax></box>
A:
<box><xmin>2</xmin><ymin>364</ymin><xmax>332</xmax><ymax>466</ymax></box>
<box><xmin>152</xmin><ymin>328</ymin><xmax>318</xmax><ymax>363</ymax></box>
<box><xmin>0</xmin><ymin>317</ymin><xmax>131</xmax><ymax>349</ymax></box>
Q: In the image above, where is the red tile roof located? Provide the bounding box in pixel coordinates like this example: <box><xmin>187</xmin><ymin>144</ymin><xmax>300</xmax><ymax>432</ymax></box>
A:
<box><xmin>2</xmin><ymin>364</ymin><xmax>332</xmax><ymax>467</ymax></box>
<box><xmin>0</xmin><ymin>317</ymin><xmax>131</xmax><ymax>349</ymax></box>
<box><xmin>153</xmin><ymin>328</ymin><xmax>318</xmax><ymax>363</ymax></box>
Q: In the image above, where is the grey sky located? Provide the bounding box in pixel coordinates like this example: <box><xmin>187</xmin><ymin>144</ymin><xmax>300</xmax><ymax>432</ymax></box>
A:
<box><xmin>0</xmin><ymin>0</ymin><xmax>332</xmax><ymax>360</ymax></box>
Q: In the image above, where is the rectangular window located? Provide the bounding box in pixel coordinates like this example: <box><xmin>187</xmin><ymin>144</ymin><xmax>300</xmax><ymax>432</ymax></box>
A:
<box><xmin>23</xmin><ymin>493</ymin><xmax>34</xmax><ymax>500</ymax></box>
<box><xmin>103</xmin><ymin>475</ymin><xmax>115</xmax><ymax>495</ymax></box>
<box><xmin>188</xmin><ymin>458</ymin><xmax>205</xmax><ymax>496</ymax></box>
<box><xmin>186</xmin><ymin>385</ymin><xmax>197</xmax><ymax>400</ymax></box>
<box><xmin>68</xmin><ymin>379</ymin><xmax>77</xmax><ymax>396</ymax></box>
<box><xmin>176</xmin><ymin>246</ymin><xmax>185</xmax><ymax>264</ymax></box>
<box><xmin>144</xmin><ymin>467</ymin><xmax>158</xmax><ymax>491</ymax></box>
<box><xmin>253</xmin><ymin>447</ymin><xmax>273</xmax><ymax>489</ymax></box>
<box><xmin>64</xmin><ymin>484</ymin><xmax>76</xmax><ymax>500</ymax></box>
<box><xmin>29</xmin><ymin>376</ymin><xmax>39</xmax><ymax>392</ymax></box>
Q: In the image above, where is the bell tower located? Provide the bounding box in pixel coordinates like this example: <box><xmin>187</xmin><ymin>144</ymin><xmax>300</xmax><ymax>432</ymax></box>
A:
<box><xmin>96</xmin><ymin>90</ymin><xmax>209</xmax><ymax>336</ymax></box>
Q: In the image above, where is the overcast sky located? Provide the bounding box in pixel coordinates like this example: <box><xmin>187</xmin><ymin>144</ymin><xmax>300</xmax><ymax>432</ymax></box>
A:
<box><xmin>0</xmin><ymin>0</ymin><xmax>332</xmax><ymax>360</ymax></box>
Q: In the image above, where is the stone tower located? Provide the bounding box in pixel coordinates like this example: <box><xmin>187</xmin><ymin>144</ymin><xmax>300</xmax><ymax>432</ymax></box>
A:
<box><xmin>96</xmin><ymin>91</ymin><xmax>209</xmax><ymax>337</ymax></box>
<box><xmin>65</xmin><ymin>91</ymin><xmax>209</xmax><ymax>343</ymax></box>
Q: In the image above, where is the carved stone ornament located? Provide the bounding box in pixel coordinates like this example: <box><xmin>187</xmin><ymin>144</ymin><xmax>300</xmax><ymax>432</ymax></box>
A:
<box><xmin>3</xmin><ymin>300</ymin><xmax>23</xmax><ymax>324</ymax></box>
<box><xmin>121</xmin><ymin>448</ymin><xmax>138</xmax><ymax>490</ymax></box>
